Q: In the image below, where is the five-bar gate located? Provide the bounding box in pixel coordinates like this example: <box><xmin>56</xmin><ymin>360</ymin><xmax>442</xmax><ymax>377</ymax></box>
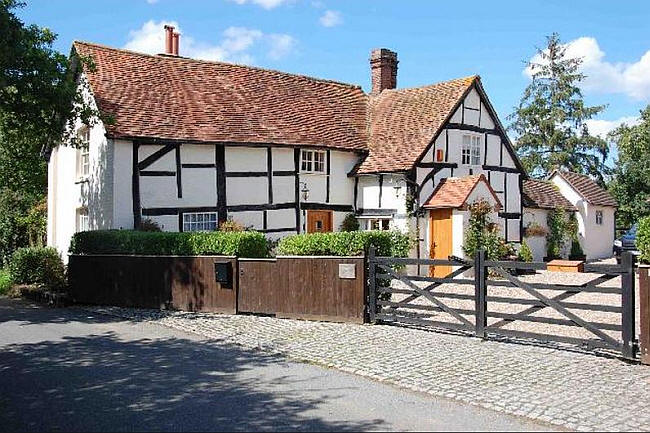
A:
<box><xmin>368</xmin><ymin>248</ymin><xmax>638</xmax><ymax>360</ymax></box>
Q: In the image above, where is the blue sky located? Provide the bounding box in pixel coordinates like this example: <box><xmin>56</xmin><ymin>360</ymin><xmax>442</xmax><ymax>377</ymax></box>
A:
<box><xmin>18</xmin><ymin>0</ymin><xmax>650</xmax><ymax>141</ymax></box>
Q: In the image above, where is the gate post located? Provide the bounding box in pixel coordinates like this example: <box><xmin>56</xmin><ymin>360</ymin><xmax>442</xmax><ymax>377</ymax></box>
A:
<box><xmin>639</xmin><ymin>264</ymin><xmax>650</xmax><ymax>364</ymax></box>
<box><xmin>474</xmin><ymin>249</ymin><xmax>487</xmax><ymax>338</ymax></box>
<box><xmin>621</xmin><ymin>251</ymin><xmax>636</xmax><ymax>360</ymax></box>
<box><xmin>367</xmin><ymin>246</ymin><xmax>377</xmax><ymax>324</ymax></box>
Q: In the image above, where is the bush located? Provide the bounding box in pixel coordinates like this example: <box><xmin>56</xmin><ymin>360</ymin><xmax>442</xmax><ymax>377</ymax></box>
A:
<box><xmin>0</xmin><ymin>189</ymin><xmax>46</xmax><ymax>265</ymax></box>
<box><xmin>276</xmin><ymin>230</ymin><xmax>412</xmax><ymax>257</ymax></box>
<box><xmin>136</xmin><ymin>218</ymin><xmax>162</xmax><ymax>232</ymax></box>
<box><xmin>546</xmin><ymin>209</ymin><xmax>570</xmax><ymax>259</ymax></box>
<box><xmin>219</xmin><ymin>218</ymin><xmax>246</xmax><ymax>232</ymax></box>
<box><xmin>9</xmin><ymin>247</ymin><xmax>65</xmax><ymax>289</ymax></box>
<box><xmin>463</xmin><ymin>199</ymin><xmax>510</xmax><ymax>260</ymax></box>
<box><xmin>518</xmin><ymin>241</ymin><xmax>533</xmax><ymax>262</ymax></box>
<box><xmin>639</xmin><ymin>217</ymin><xmax>650</xmax><ymax>264</ymax></box>
<box><xmin>570</xmin><ymin>239</ymin><xmax>585</xmax><ymax>259</ymax></box>
<box><xmin>340</xmin><ymin>214</ymin><xmax>360</xmax><ymax>232</ymax></box>
<box><xmin>0</xmin><ymin>269</ymin><xmax>13</xmax><ymax>295</ymax></box>
<box><xmin>69</xmin><ymin>230</ymin><xmax>270</xmax><ymax>258</ymax></box>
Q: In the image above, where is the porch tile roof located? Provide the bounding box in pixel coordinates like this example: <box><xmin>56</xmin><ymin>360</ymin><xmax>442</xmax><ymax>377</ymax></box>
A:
<box><xmin>423</xmin><ymin>174</ymin><xmax>502</xmax><ymax>210</ymax></box>
<box><xmin>522</xmin><ymin>179</ymin><xmax>576</xmax><ymax>211</ymax></box>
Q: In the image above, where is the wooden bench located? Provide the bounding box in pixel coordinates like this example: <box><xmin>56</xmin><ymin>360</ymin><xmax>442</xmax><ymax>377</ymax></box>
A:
<box><xmin>547</xmin><ymin>259</ymin><xmax>584</xmax><ymax>273</ymax></box>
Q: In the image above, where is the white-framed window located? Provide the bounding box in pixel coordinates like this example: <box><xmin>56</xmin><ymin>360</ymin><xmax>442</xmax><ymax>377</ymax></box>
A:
<box><xmin>595</xmin><ymin>210</ymin><xmax>603</xmax><ymax>225</ymax></box>
<box><xmin>301</xmin><ymin>149</ymin><xmax>326</xmax><ymax>173</ymax></box>
<box><xmin>365</xmin><ymin>218</ymin><xmax>391</xmax><ymax>231</ymax></box>
<box><xmin>76</xmin><ymin>207</ymin><xmax>89</xmax><ymax>232</ymax></box>
<box><xmin>183</xmin><ymin>212</ymin><xmax>218</xmax><ymax>232</ymax></box>
<box><xmin>76</xmin><ymin>127</ymin><xmax>90</xmax><ymax>178</ymax></box>
<box><xmin>461</xmin><ymin>134</ymin><xmax>482</xmax><ymax>166</ymax></box>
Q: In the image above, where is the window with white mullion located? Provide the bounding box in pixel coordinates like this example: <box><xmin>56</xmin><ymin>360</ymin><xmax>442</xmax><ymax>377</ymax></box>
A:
<box><xmin>300</xmin><ymin>149</ymin><xmax>326</xmax><ymax>173</ymax></box>
<box><xmin>461</xmin><ymin>134</ymin><xmax>482</xmax><ymax>166</ymax></box>
<box><xmin>183</xmin><ymin>212</ymin><xmax>218</xmax><ymax>232</ymax></box>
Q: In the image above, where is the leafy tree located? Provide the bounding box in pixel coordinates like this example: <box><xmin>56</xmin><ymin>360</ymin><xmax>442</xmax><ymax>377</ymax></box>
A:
<box><xmin>608</xmin><ymin>106</ymin><xmax>650</xmax><ymax>227</ymax></box>
<box><xmin>0</xmin><ymin>0</ymin><xmax>102</xmax><ymax>192</ymax></box>
<box><xmin>463</xmin><ymin>199</ymin><xmax>510</xmax><ymax>261</ymax></box>
<box><xmin>509</xmin><ymin>33</ymin><xmax>609</xmax><ymax>183</ymax></box>
<box><xmin>0</xmin><ymin>0</ymin><xmax>102</xmax><ymax>258</ymax></box>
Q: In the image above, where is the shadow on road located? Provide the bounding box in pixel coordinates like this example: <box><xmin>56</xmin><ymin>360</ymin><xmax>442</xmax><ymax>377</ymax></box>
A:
<box><xmin>0</xmin><ymin>311</ymin><xmax>385</xmax><ymax>432</ymax></box>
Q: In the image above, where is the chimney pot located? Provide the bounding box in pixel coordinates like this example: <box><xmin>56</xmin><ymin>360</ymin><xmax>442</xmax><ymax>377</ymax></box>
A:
<box><xmin>164</xmin><ymin>25</ymin><xmax>175</xmax><ymax>55</ymax></box>
<box><xmin>172</xmin><ymin>32</ymin><xmax>180</xmax><ymax>56</ymax></box>
<box><xmin>370</xmin><ymin>48</ymin><xmax>398</xmax><ymax>94</ymax></box>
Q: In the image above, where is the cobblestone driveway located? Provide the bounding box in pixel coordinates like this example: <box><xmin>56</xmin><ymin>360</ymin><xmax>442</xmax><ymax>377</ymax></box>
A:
<box><xmin>83</xmin><ymin>305</ymin><xmax>650</xmax><ymax>432</ymax></box>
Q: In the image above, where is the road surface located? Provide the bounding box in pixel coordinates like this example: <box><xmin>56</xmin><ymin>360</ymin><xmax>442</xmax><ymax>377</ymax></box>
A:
<box><xmin>0</xmin><ymin>297</ymin><xmax>556</xmax><ymax>432</ymax></box>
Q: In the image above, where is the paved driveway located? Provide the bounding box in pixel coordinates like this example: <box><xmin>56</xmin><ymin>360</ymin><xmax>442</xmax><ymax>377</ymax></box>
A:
<box><xmin>0</xmin><ymin>298</ymin><xmax>552</xmax><ymax>432</ymax></box>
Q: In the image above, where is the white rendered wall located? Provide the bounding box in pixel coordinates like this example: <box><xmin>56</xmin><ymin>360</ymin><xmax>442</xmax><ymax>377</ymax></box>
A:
<box><xmin>551</xmin><ymin>174</ymin><xmax>615</xmax><ymax>260</ymax></box>
<box><xmin>47</xmin><ymin>116</ymin><xmax>112</xmax><ymax>259</ymax></box>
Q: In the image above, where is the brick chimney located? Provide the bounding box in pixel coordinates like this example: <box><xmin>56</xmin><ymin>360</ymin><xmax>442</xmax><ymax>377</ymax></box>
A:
<box><xmin>172</xmin><ymin>32</ymin><xmax>180</xmax><ymax>56</ymax></box>
<box><xmin>164</xmin><ymin>25</ymin><xmax>174</xmax><ymax>55</ymax></box>
<box><xmin>370</xmin><ymin>48</ymin><xmax>398</xmax><ymax>94</ymax></box>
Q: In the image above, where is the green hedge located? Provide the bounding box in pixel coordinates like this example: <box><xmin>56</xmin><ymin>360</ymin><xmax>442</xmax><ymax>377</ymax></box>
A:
<box><xmin>276</xmin><ymin>230</ymin><xmax>412</xmax><ymax>257</ymax></box>
<box><xmin>639</xmin><ymin>217</ymin><xmax>650</xmax><ymax>264</ymax></box>
<box><xmin>9</xmin><ymin>247</ymin><xmax>65</xmax><ymax>289</ymax></box>
<box><xmin>0</xmin><ymin>268</ymin><xmax>12</xmax><ymax>294</ymax></box>
<box><xmin>69</xmin><ymin>230</ymin><xmax>270</xmax><ymax>258</ymax></box>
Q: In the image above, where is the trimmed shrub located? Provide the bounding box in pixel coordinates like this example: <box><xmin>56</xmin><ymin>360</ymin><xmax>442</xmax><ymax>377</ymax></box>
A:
<box><xmin>276</xmin><ymin>230</ymin><xmax>412</xmax><ymax>257</ymax></box>
<box><xmin>570</xmin><ymin>239</ymin><xmax>585</xmax><ymax>259</ymax></box>
<box><xmin>9</xmin><ymin>247</ymin><xmax>65</xmax><ymax>289</ymax></box>
<box><xmin>69</xmin><ymin>230</ymin><xmax>270</xmax><ymax>258</ymax></box>
<box><xmin>518</xmin><ymin>241</ymin><xmax>534</xmax><ymax>263</ymax></box>
<box><xmin>136</xmin><ymin>218</ymin><xmax>162</xmax><ymax>232</ymax></box>
<box><xmin>340</xmin><ymin>214</ymin><xmax>360</xmax><ymax>232</ymax></box>
<box><xmin>639</xmin><ymin>217</ymin><xmax>650</xmax><ymax>264</ymax></box>
<box><xmin>0</xmin><ymin>268</ymin><xmax>13</xmax><ymax>295</ymax></box>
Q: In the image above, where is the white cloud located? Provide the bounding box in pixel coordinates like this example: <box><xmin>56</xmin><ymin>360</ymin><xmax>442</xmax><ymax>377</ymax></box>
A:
<box><xmin>228</xmin><ymin>0</ymin><xmax>291</xmax><ymax>9</ymax></box>
<box><xmin>267</xmin><ymin>34</ymin><xmax>296</xmax><ymax>59</ymax></box>
<box><xmin>123</xmin><ymin>20</ymin><xmax>295</xmax><ymax>64</ymax></box>
<box><xmin>524</xmin><ymin>36</ymin><xmax>650</xmax><ymax>100</ymax></box>
<box><xmin>319</xmin><ymin>10</ymin><xmax>342</xmax><ymax>27</ymax></box>
<box><xmin>585</xmin><ymin>116</ymin><xmax>640</xmax><ymax>139</ymax></box>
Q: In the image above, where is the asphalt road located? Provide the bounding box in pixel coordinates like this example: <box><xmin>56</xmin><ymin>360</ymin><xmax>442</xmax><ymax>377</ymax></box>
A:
<box><xmin>0</xmin><ymin>297</ymin><xmax>557</xmax><ymax>432</ymax></box>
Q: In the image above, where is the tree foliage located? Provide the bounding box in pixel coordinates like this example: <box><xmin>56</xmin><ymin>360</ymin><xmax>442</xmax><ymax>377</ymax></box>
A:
<box><xmin>608</xmin><ymin>106</ymin><xmax>650</xmax><ymax>227</ymax></box>
<box><xmin>463</xmin><ymin>199</ymin><xmax>511</xmax><ymax>260</ymax></box>
<box><xmin>0</xmin><ymin>0</ymin><xmax>102</xmax><ymax>258</ymax></box>
<box><xmin>509</xmin><ymin>33</ymin><xmax>609</xmax><ymax>182</ymax></box>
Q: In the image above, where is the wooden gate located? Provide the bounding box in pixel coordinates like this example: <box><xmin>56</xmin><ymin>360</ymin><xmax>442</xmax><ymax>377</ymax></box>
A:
<box><xmin>368</xmin><ymin>248</ymin><xmax>638</xmax><ymax>360</ymax></box>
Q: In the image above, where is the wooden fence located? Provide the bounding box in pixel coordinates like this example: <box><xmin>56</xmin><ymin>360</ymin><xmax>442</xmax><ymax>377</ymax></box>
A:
<box><xmin>369</xmin><ymin>248</ymin><xmax>639</xmax><ymax>360</ymax></box>
<box><xmin>238</xmin><ymin>256</ymin><xmax>366</xmax><ymax>323</ymax></box>
<box><xmin>68</xmin><ymin>255</ymin><xmax>238</xmax><ymax>313</ymax></box>
<box><xmin>68</xmin><ymin>254</ymin><xmax>365</xmax><ymax>323</ymax></box>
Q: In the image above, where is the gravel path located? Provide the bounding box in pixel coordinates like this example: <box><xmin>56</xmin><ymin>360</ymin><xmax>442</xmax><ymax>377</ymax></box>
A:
<box><xmin>389</xmin><ymin>267</ymin><xmax>640</xmax><ymax>345</ymax></box>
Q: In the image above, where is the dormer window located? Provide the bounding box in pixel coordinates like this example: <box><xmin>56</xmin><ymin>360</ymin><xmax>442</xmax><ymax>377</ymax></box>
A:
<box><xmin>462</xmin><ymin>134</ymin><xmax>481</xmax><ymax>166</ymax></box>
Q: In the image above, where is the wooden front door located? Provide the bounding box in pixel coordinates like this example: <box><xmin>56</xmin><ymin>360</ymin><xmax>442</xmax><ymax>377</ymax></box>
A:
<box><xmin>307</xmin><ymin>210</ymin><xmax>333</xmax><ymax>233</ymax></box>
<box><xmin>429</xmin><ymin>208</ymin><xmax>453</xmax><ymax>277</ymax></box>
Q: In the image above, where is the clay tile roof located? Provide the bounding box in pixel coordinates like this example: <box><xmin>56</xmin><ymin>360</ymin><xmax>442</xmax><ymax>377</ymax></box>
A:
<box><xmin>356</xmin><ymin>76</ymin><xmax>477</xmax><ymax>174</ymax></box>
<box><xmin>522</xmin><ymin>179</ymin><xmax>576</xmax><ymax>211</ymax></box>
<box><xmin>73</xmin><ymin>41</ymin><xmax>368</xmax><ymax>151</ymax></box>
<box><xmin>423</xmin><ymin>174</ymin><xmax>502</xmax><ymax>209</ymax></box>
<box><xmin>554</xmin><ymin>171</ymin><xmax>617</xmax><ymax>207</ymax></box>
